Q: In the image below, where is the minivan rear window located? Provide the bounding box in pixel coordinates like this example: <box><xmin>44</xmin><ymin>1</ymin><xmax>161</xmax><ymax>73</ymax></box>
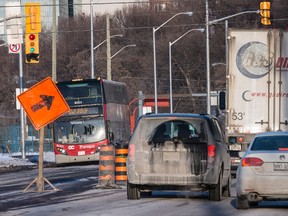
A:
<box><xmin>131</xmin><ymin>117</ymin><xmax>207</xmax><ymax>145</ymax></box>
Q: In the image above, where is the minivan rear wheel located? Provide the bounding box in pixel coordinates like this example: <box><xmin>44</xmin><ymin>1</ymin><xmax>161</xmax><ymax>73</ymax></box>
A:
<box><xmin>208</xmin><ymin>169</ymin><xmax>222</xmax><ymax>201</ymax></box>
<box><xmin>127</xmin><ymin>180</ymin><xmax>140</xmax><ymax>200</ymax></box>
<box><xmin>222</xmin><ymin>174</ymin><xmax>231</xmax><ymax>197</ymax></box>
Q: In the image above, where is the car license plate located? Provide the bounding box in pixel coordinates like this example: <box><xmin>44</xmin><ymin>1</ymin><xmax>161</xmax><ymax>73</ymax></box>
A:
<box><xmin>78</xmin><ymin>151</ymin><xmax>85</xmax><ymax>156</ymax></box>
<box><xmin>229</xmin><ymin>144</ymin><xmax>241</xmax><ymax>151</ymax></box>
<box><xmin>273</xmin><ymin>162</ymin><xmax>288</xmax><ymax>171</ymax></box>
<box><xmin>163</xmin><ymin>152</ymin><xmax>180</xmax><ymax>161</ymax></box>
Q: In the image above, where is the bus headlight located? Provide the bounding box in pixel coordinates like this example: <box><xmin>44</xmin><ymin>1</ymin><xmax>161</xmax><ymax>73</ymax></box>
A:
<box><xmin>56</xmin><ymin>147</ymin><xmax>68</xmax><ymax>155</ymax></box>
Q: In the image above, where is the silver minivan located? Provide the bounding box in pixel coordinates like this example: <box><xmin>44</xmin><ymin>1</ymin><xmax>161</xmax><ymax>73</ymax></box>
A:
<box><xmin>126</xmin><ymin>113</ymin><xmax>231</xmax><ymax>201</ymax></box>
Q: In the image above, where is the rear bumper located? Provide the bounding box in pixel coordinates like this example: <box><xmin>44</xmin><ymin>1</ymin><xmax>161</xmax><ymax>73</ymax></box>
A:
<box><xmin>237</xmin><ymin>167</ymin><xmax>288</xmax><ymax>197</ymax></box>
<box><xmin>127</xmin><ymin>166</ymin><xmax>220</xmax><ymax>190</ymax></box>
<box><xmin>55</xmin><ymin>153</ymin><xmax>100</xmax><ymax>164</ymax></box>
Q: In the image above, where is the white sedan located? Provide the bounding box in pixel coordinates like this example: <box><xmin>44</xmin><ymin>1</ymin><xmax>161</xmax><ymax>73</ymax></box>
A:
<box><xmin>236</xmin><ymin>131</ymin><xmax>288</xmax><ymax>209</ymax></box>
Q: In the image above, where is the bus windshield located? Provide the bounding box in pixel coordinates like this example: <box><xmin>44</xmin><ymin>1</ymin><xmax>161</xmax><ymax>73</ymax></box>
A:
<box><xmin>54</xmin><ymin>117</ymin><xmax>106</xmax><ymax>144</ymax></box>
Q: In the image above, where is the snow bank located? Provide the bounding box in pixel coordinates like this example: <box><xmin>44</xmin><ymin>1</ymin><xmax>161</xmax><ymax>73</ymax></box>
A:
<box><xmin>0</xmin><ymin>152</ymin><xmax>55</xmax><ymax>168</ymax></box>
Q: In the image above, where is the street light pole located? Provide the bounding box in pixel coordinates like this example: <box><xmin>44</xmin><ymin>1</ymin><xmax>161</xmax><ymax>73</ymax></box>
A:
<box><xmin>52</xmin><ymin>0</ymin><xmax>57</xmax><ymax>82</ymax></box>
<box><xmin>90</xmin><ymin>0</ymin><xmax>95</xmax><ymax>79</ymax></box>
<box><xmin>93</xmin><ymin>34</ymin><xmax>123</xmax><ymax>51</ymax></box>
<box><xmin>169</xmin><ymin>28</ymin><xmax>204</xmax><ymax>113</ymax></box>
<box><xmin>19</xmin><ymin>45</ymin><xmax>25</xmax><ymax>160</ymax></box>
<box><xmin>205</xmin><ymin>0</ymin><xmax>211</xmax><ymax>114</ymax></box>
<box><xmin>111</xmin><ymin>44</ymin><xmax>136</xmax><ymax>59</ymax></box>
<box><xmin>153</xmin><ymin>11</ymin><xmax>193</xmax><ymax>114</ymax></box>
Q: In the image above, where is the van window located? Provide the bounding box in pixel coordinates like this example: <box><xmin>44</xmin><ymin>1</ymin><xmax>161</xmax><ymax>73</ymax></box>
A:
<box><xmin>130</xmin><ymin>117</ymin><xmax>207</xmax><ymax>145</ymax></box>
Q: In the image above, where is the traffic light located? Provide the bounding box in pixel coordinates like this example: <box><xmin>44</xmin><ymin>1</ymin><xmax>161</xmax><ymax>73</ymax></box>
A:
<box><xmin>25</xmin><ymin>33</ymin><xmax>39</xmax><ymax>63</ymax></box>
<box><xmin>25</xmin><ymin>3</ymin><xmax>41</xmax><ymax>63</ymax></box>
<box><xmin>260</xmin><ymin>1</ymin><xmax>271</xmax><ymax>25</ymax></box>
<box><xmin>25</xmin><ymin>3</ymin><xmax>41</xmax><ymax>33</ymax></box>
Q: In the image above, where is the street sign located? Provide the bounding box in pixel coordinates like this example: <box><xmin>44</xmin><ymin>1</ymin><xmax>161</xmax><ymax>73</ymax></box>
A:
<box><xmin>17</xmin><ymin>77</ymin><xmax>70</xmax><ymax>130</ymax></box>
<box><xmin>9</xmin><ymin>44</ymin><xmax>20</xmax><ymax>53</ymax></box>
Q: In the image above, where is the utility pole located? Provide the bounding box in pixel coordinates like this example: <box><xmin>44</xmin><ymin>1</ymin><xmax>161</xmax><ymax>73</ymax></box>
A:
<box><xmin>205</xmin><ymin>0</ymin><xmax>259</xmax><ymax>114</ymax></box>
<box><xmin>106</xmin><ymin>14</ymin><xmax>111</xmax><ymax>80</ymax></box>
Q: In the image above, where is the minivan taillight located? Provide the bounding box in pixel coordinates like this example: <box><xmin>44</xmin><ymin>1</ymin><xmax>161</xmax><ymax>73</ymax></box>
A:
<box><xmin>128</xmin><ymin>143</ymin><xmax>135</xmax><ymax>159</ymax></box>
<box><xmin>208</xmin><ymin>145</ymin><xmax>215</xmax><ymax>157</ymax></box>
<box><xmin>241</xmin><ymin>157</ymin><xmax>263</xmax><ymax>167</ymax></box>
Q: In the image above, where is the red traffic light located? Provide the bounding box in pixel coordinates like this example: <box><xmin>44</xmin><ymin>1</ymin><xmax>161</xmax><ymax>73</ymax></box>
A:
<box><xmin>29</xmin><ymin>34</ymin><xmax>36</xmax><ymax>40</ymax></box>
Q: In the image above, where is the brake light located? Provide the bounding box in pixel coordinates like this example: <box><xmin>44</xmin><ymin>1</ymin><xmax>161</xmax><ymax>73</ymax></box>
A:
<box><xmin>208</xmin><ymin>145</ymin><xmax>215</xmax><ymax>157</ymax></box>
<box><xmin>228</xmin><ymin>136</ymin><xmax>245</xmax><ymax>144</ymax></box>
<box><xmin>242</xmin><ymin>157</ymin><xmax>263</xmax><ymax>167</ymax></box>
<box><xmin>238</xmin><ymin>136</ymin><xmax>244</xmax><ymax>143</ymax></box>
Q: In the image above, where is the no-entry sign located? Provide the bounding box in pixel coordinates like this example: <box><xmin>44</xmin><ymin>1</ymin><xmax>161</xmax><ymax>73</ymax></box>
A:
<box><xmin>17</xmin><ymin>77</ymin><xmax>70</xmax><ymax>130</ymax></box>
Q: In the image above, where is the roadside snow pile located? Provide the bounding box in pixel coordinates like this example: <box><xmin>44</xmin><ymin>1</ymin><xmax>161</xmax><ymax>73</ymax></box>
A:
<box><xmin>0</xmin><ymin>154</ymin><xmax>35</xmax><ymax>168</ymax></box>
<box><xmin>0</xmin><ymin>152</ymin><xmax>55</xmax><ymax>168</ymax></box>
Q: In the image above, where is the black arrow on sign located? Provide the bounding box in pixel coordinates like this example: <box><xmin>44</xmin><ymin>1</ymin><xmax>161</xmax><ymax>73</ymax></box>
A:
<box><xmin>31</xmin><ymin>95</ymin><xmax>55</xmax><ymax>112</ymax></box>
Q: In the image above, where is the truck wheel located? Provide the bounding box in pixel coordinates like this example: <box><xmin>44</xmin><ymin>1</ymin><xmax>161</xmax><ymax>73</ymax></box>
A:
<box><xmin>222</xmin><ymin>174</ymin><xmax>231</xmax><ymax>197</ymax></box>
<box><xmin>236</xmin><ymin>195</ymin><xmax>249</xmax><ymax>209</ymax></box>
<box><xmin>209</xmin><ymin>170</ymin><xmax>222</xmax><ymax>201</ymax></box>
<box><xmin>127</xmin><ymin>180</ymin><xmax>140</xmax><ymax>200</ymax></box>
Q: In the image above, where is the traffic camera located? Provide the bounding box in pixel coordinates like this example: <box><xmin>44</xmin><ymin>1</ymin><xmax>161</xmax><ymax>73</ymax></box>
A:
<box><xmin>260</xmin><ymin>1</ymin><xmax>271</xmax><ymax>25</ymax></box>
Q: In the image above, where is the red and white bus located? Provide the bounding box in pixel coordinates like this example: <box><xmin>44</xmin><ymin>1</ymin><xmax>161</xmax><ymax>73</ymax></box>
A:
<box><xmin>53</xmin><ymin>78</ymin><xmax>130</xmax><ymax>164</ymax></box>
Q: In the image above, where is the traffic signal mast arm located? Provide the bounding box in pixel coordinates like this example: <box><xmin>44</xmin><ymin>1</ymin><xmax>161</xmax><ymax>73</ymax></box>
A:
<box><xmin>0</xmin><ymin>15</ymin><xmax>22</xmax><ymax>23</ymax></box>
<box><xmin>208</xmin><ymin>10</ymin><xmax>260</xmax><ymax>25</ymax></box>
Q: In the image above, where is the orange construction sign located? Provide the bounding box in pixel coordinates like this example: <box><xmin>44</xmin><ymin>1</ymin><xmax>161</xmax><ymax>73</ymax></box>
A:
<box><xmin>17</xmin><ymin>77</ymin><xmax>70</xmax><ymax>130</ymax></box>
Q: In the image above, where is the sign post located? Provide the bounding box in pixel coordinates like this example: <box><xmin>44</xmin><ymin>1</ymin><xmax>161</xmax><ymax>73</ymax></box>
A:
<box><xmin>18</xmin><ymin>77</ymin><xmax>70</xmax><ymax>192</ymax></box>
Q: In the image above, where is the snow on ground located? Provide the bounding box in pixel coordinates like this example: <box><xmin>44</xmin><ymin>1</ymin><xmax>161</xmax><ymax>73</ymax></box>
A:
<box><xmin>0</xmin><ymin>152</ymin><xmax>55</xmax><ymax>168</ymax></box>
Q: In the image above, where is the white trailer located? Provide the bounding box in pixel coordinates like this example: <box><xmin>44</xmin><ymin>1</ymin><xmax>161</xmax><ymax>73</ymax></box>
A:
<box><xmin>221</xmin><ymin>29</ymin><xmax>288</xmax><ymax>170</ymax></box>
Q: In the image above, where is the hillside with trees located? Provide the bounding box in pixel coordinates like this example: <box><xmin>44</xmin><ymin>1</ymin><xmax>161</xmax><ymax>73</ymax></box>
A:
<box><xmin>0</xmin><ymin>0</ymin><xmax>287</xmax><ymax>127</ymax></box>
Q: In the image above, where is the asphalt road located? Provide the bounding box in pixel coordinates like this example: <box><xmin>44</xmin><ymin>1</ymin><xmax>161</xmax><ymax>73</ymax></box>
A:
<box><xmin>1</xmin><ymin>164</ymin><xmax>288</xmax><ymax>216</ymax></box>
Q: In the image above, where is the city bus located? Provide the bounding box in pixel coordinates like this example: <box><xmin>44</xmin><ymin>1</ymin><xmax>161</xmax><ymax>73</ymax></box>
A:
<box><xmin>53</xmin><ymin>78</ymin><xmax>130</xmax><ymax>164</ymax></box>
